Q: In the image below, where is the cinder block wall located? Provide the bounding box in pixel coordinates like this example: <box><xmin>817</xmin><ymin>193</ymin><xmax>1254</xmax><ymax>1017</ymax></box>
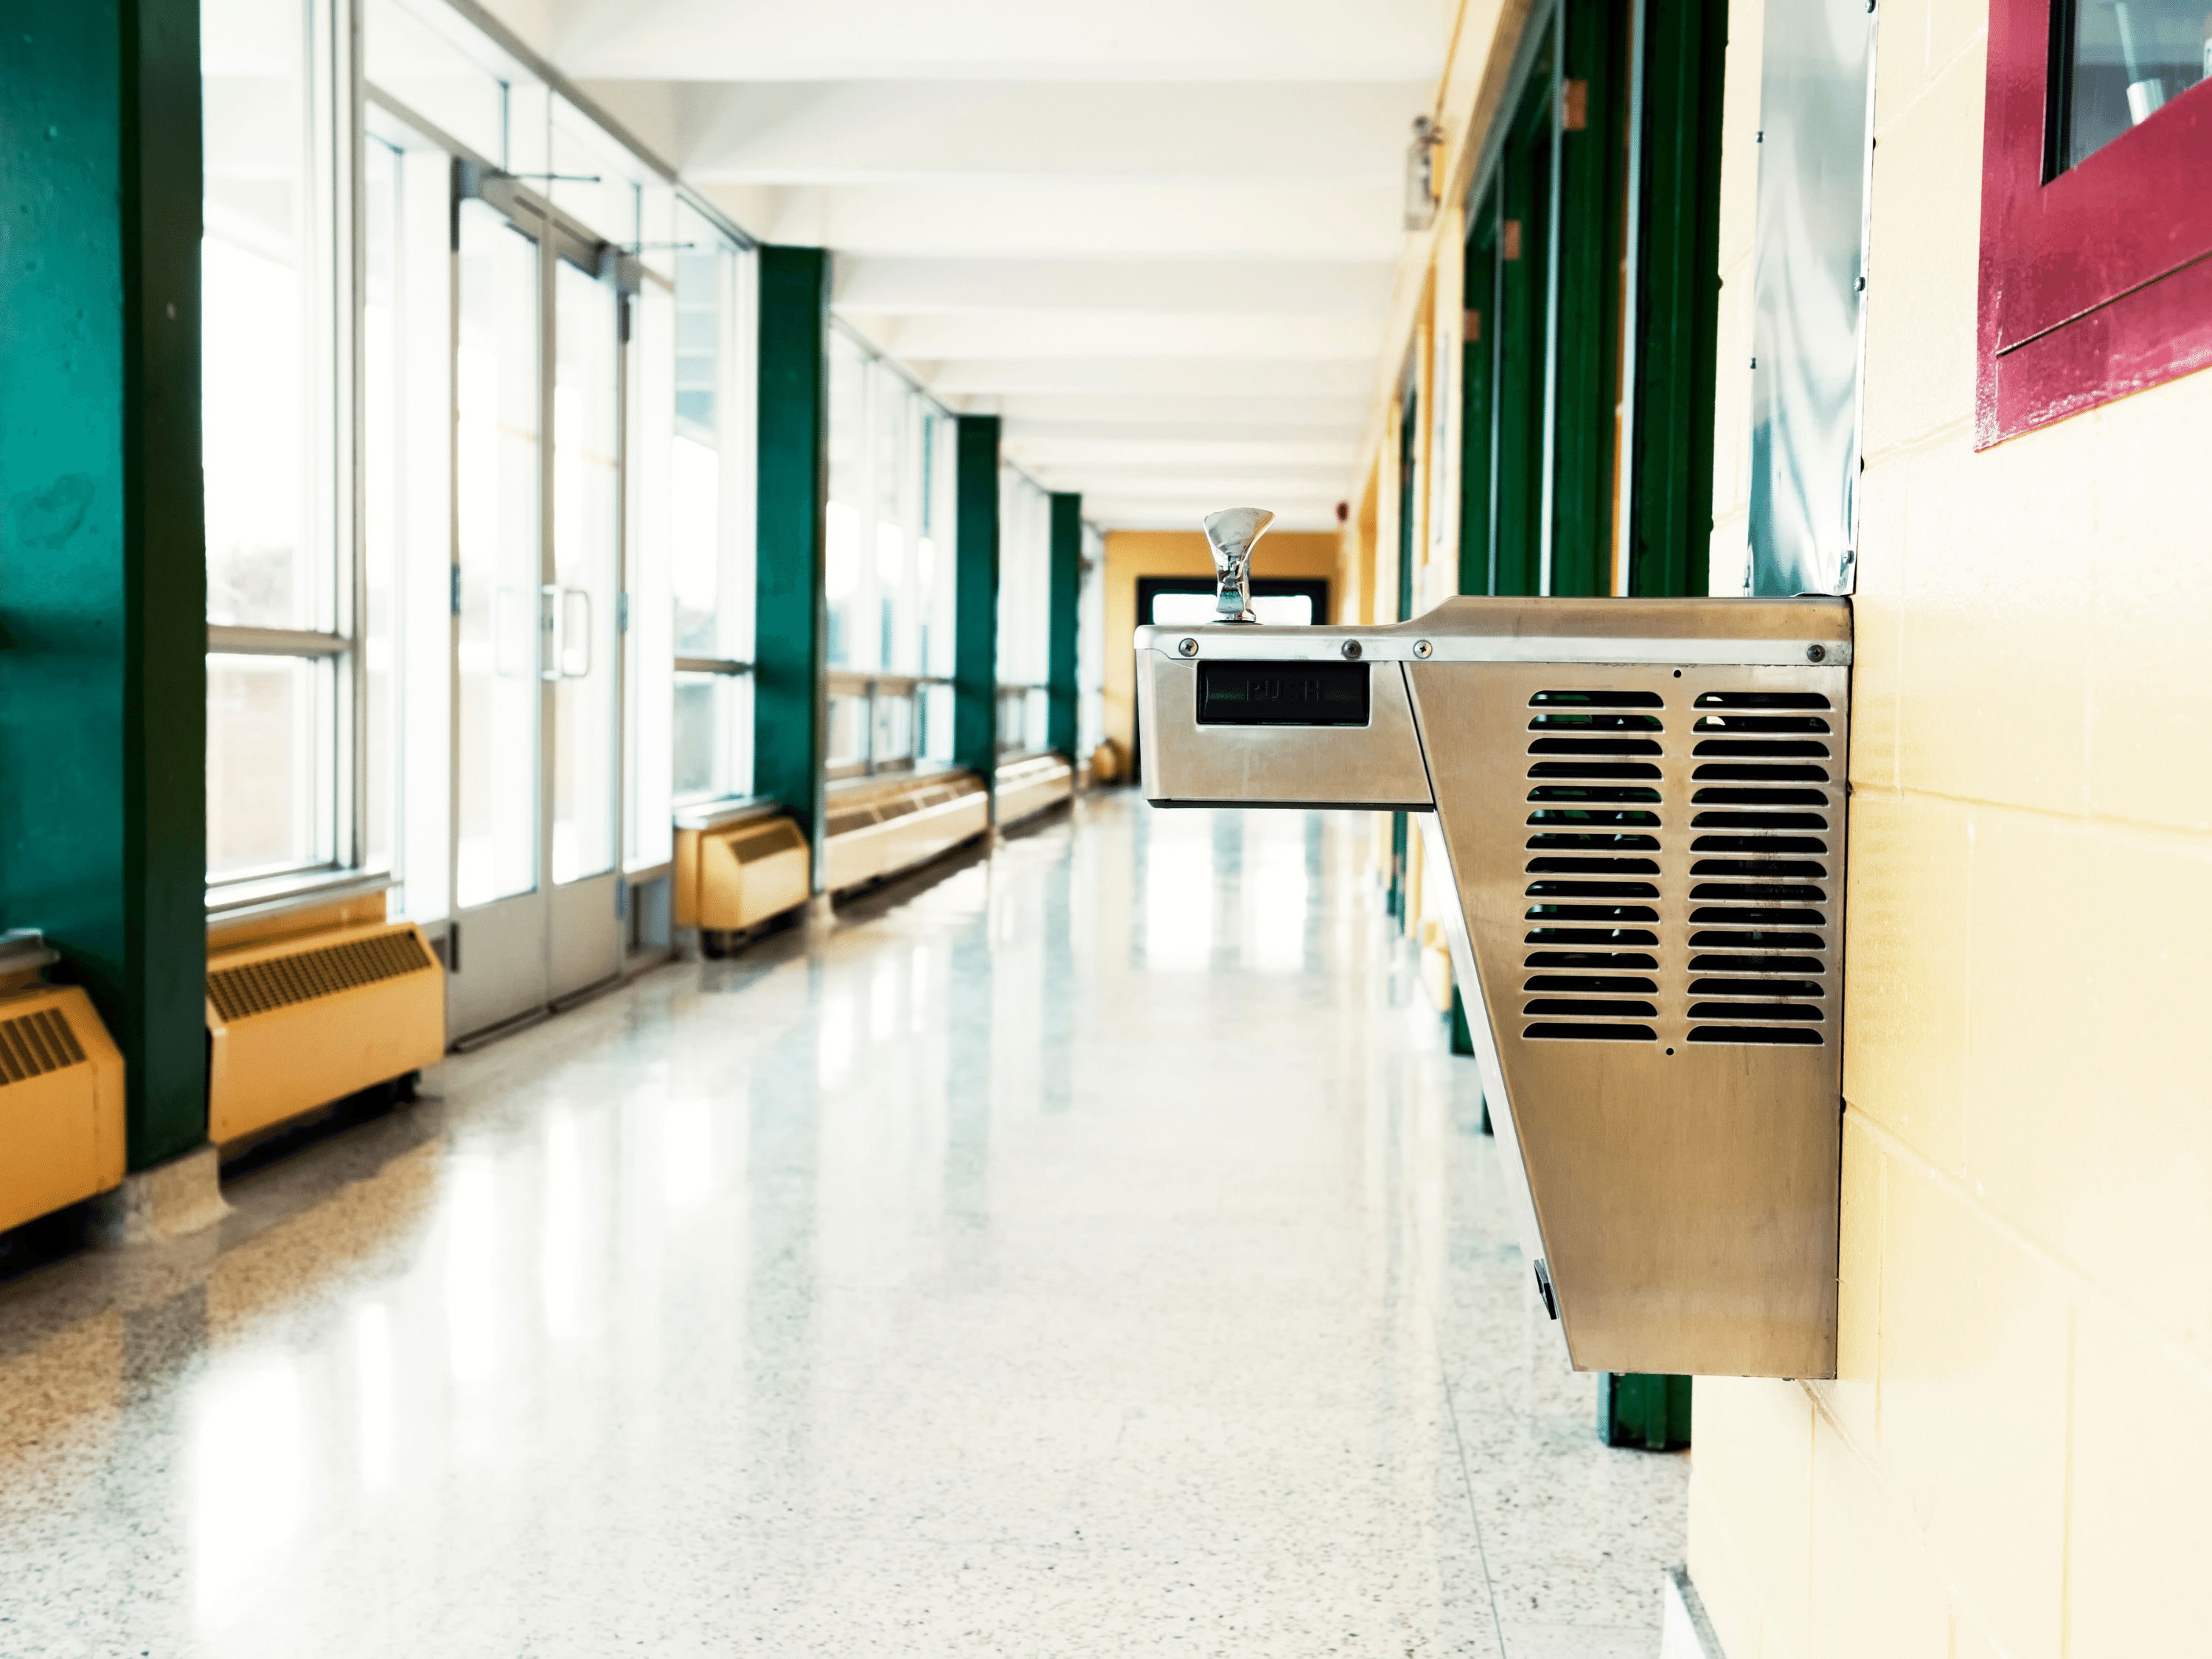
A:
<box><xmin>1689</xmin><ymin>1</ymin><xmax>2212</xmax><ymax>1654</ymax></box>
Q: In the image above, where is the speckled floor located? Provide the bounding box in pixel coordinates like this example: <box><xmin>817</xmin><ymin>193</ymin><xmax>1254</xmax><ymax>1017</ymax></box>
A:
<box><xmin>0</xmin><ymin>795</ymin><xmax>1684</xmax><ymax>1658</ymax></box>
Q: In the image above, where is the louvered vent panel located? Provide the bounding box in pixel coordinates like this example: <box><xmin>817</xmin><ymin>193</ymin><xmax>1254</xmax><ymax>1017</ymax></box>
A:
<box><xmin>1683</xmin><ymin>691</ymin><xmax>1835</xmax><ymax>1046</ymax></box>
<box><xmin>207</xmin><ymin>930</ymin><xmax>435</xmax><ymax>1023</ymax></box>
<box><xmin>728</xmin><ymin>821</ymin><xmax>803</xmax><ymax>862</ymax></box>
<box><xmin>0</xmin><ymin>1006</ymin><xmax>88</xmax><ymax>1086</ymax></box>
<box><xmin>1521</xmin><ymin>690</ymin><xmax>1666</xmax><ymax>1043</ymax></box>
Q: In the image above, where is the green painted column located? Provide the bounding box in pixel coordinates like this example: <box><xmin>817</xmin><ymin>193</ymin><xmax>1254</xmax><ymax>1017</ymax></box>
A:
<box><xmin>753</xmin><ymin>246</ymin><xmax>830</xmax><ymax>889</ymax></box>
<box><xmin>0</xmin><ymin>0</ymin><xmax>207</xmax><ymax>1171</ymax></box>
<box><xmin>1046</xmin><ymin>493</ymin><xmax>1082</xmax><ymax>759</ymax></box>
<box><xmin>952</xmin><ymin>416</ymin><xmax>1001</xmax><ymax>810</ymax></box>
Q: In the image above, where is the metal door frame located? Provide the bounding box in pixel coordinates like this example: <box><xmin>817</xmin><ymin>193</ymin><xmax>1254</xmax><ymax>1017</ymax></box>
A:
<box><xmin>444</xmin><ymin>170</ymin><xmax>630</xmax><ymax>1037</ymax></box>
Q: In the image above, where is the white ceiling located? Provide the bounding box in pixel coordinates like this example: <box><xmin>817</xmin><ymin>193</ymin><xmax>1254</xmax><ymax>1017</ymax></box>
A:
<box><xmin>486</xmin><ymin>0</ymin><xmax>1450</xmax><ymax>530</ymax></box>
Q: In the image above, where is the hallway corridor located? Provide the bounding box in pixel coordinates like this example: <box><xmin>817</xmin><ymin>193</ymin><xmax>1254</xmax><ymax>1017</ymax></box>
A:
<box><xmin>0</xmin><ymin>799</ymin><xmax>1685</xmax><ymax>1658</ymax></box>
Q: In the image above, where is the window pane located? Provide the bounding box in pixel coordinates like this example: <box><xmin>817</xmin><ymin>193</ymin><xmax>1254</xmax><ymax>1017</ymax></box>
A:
<box><xmin>672</xmin><ymin>242</ymin><xmax>723</xmax><ymax>656</ymax></box>
<box><xmin>455</xmin><ymin>201</ymin><xmax>540</xmax><ymax>908</ymax></box>
<box><xmin>202</xmin><ymin>0</ymin><xmax>327</xmax><ymax>631</ymax></box>
<box><xmin>551</xmin><ymin>257</ymin><xmax>620</xmax><ymax>886</ymax></box>
<box><xmin>872</xmin><ymin>690</ymin><xmax>915</xmax><ymax>768</ymax></box>
<box><xmin>920</xmin><ymin>682</ymin><xmax>956</xmax><ymax>762</ymax></box>
<box><xmin>361</xmin><ymin>0</ymin><xmax>505</xmax><ymax>164</ymax></box>
<box><xmin>921</xmin><ymin>411</ymin><xmax>959</xmax><ymax>679</ymax></box>
<box><xmin>825</xmin><ymin>692</ymin><xmax>869</xmax><ymax>770</ymax></box>
<box><xmin>996</xmin><ymin>470</ymin><xmax>1052</xmax><ymax>688</ymax></box>
<box><xmin>672</xmin><ymin>672</ymin><xmax>741</xmax><ymax>802</ymax></box>
<box><xmin>2060</xmin><ymin>0</ymin><xmax>2211</xmax><ymax>169</ymax></box>
<box><xmin>824</xmin><ymin>334</ymin><xmax>871</xmax><ymax>669</ymax></box>
<box><xmin>207</xmin><ymin>654</ymin><xmax>333</xmax><ymax>878</ymax></box>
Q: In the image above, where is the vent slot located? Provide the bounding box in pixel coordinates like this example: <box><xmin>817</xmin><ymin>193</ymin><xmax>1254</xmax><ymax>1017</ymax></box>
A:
<box><xmin>0</xmin><ymin>1006</ymin><xmax>88</xmax><ymax>1087</ymax></box>
<box><xmin>1522</xmin><ymin>692</ymin><xmax>1669</xmax><ymax>1042</ymax></box>
<box><xmin>208</xmin><ymin>930</ymin><xmax>436</xmax><ymax>1023</ymax></box>
<box><xmin>1674</xmin><ymin>692</ymin><xmax>1837</xmax><ymax>1045</ymax></box>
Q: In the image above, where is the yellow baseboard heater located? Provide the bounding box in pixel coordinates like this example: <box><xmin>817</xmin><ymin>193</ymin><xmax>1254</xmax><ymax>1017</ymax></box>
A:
<box><xmin>995</xmin><ymin>751</ymin><xmax>1074</xmax><ymax>828</ymax></box>
<box><xmin>825</xmin><ymin>769</ymin><xmax>989</xmax><ymax>894</ymax></box>
<box><xmin>205</xmin><ymin>883</ymin><xmax>445</xmax><ymax>1147</ymax></box>
<box><xmin>672</xmin><ymin>799</ymin><xmax>812</xmax><ymax>937</ymax></box>
<box><xmin>0</xmin><ymin>931</ymin><xmax>125</xmax><ymax>1235</ymax></box>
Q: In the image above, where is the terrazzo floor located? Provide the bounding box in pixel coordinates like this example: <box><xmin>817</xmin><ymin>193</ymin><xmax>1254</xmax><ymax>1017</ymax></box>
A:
<box><xmin>0</xmin><ymin>794</ymin><xmax>1686</xmax><ymax>1656</ymax></box>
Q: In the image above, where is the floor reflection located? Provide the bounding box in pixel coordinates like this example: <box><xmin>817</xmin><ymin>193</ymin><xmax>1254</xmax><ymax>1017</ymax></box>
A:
<box><xmin>0</xmin><ymin>794</ymin><xmax>1684</xmax><ymax>1656</ymax></box>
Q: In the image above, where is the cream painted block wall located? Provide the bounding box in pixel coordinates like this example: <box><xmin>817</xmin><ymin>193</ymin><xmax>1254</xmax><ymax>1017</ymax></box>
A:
<box><xmin>1688</xmin><ymin>0</ymin><xmax>2212</xmax><ymax>1654</ymax></box>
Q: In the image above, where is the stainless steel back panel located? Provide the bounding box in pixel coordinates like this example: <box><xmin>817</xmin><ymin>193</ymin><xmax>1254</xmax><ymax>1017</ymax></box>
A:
<box><xmin>1134</xmin><ymin>595</ymin><xmax>1853</xmax><ymax>1379</ymax></box>
<box><xmin>1409</xmin><ymin>660</ymin><xmax>1847</xmax><ymax>1379</ymax></box>
<box><xmin>1137</xmin><ymin>656</ymin><xmax>1434</xmax><ymax>810</ymax></box>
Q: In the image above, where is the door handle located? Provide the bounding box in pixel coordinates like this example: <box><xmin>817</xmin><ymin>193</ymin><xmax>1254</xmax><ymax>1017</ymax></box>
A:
<box><xmin>540</xmin><ymin>585</ymin><xmax>594</xmax><ymax>680</ymax></box>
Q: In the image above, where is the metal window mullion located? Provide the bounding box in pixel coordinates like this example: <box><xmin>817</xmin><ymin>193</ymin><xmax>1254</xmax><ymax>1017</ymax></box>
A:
<box><xmin>538</xmin><ymin>198</ymin><xmax>558</xmax><ymax>897</ymax></box>
<box><xmin>207</xmin><ymin>626</ymin><xmax>349</xmax><ymax>655</ymax></box>
<box><xmin>344</xmin><ymin>0</ymin><xmax>369</xmax><ymax>875</ymax></box>
<box><xmin>616</xmin><ymin>262</ymin><xmax>634</xmax><ymax>872</ymax></box>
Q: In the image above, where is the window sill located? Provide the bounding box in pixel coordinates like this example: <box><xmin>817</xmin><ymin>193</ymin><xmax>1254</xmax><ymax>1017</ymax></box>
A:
<box><xmin>205</xmin><ymin>868</ymin><xmax>394</xmax><ymax>933</ymax></box>
<box><xmin>670</xmin><ymin>794</ymin><xmax>784</xmax><ymax>833</ymax></box>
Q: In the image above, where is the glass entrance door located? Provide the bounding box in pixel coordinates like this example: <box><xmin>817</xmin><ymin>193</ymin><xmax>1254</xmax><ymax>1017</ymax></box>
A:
<box><xmin>544</xmin><ymin>248</ymin><xmax>624</xmax><ymax>1002</ymax></box>
<box><xmin>449</xmin><ymin>192</ymin><xmax>625</xmax><ymax>1038</ymax></box>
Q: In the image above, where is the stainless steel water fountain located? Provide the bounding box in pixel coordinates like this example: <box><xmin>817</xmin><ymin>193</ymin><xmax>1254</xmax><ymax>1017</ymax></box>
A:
<box><xmin>1135</xmin><ymin>509</ymin><xmax>1854</xmax><ymax>1380</ymax></box>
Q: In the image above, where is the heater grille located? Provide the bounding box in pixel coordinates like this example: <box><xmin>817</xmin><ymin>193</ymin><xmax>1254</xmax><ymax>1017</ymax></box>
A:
<box><xmin>0</xmin><ymin>1006</ymin><xmax>88</xmax><ymax>1086</ymax></box>
<box><xmin>1522</xmin><ymin>690</ymin><xmax>1666</xmax><ymax>1042</ymax></box>
<box><xmin>1683</xmin><ymin>690</ymin><xmax>1835</xmax><ymax>1046</ymax></box>
<box><xmin>208</xmin><ymin>929</ymin><xmax>437</xmax><ymax>1023</ymax></box>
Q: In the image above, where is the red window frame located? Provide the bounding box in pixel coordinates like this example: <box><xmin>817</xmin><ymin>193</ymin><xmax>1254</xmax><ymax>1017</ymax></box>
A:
<box><xmin>1978</xmin><ymin>0</ymin><xmax>2212</xmax><ymax>445</ymax></box>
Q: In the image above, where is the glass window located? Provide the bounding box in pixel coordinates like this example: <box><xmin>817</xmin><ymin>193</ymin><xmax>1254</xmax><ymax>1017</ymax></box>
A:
<box><xmin>202</xmin><ymin>0</ymin><xmax>349</xmax><ymax>891</ymax></box>
<box><xmin>361</xmin><ymin>0</ymin><xmax>505</xmax><ymax>164</ymax></box>
<box><xmin>210</xmin><ymin>0</ymin><xmax>771</xmax><ymax>919</ymax></box>
<box><xmin>822</xmin><ymin>329</ymin><xmax>959</xmax><ymax>774</ymax></box>
<box><xmin>2057</xmin><ymin>0</ymin><xmax>2211</xmax><ymax>169</ymax></box>
<box><xmin>551</xmin><ymin>257</ymin><xmax>622</xmax><ymax>885</ymax></box>
<box><xmin>995</xmin><ymin>469</ymin><xmax>1053</xmax><ymax>753</ymax></box>
<box><xmin>453</xmin><ymin>199</ymin><xmax>541</xmax><ymax>908</ymax></box>
<box><xmin>363</xmin><ymin>113</ymin><xmax>459</xmax><ymax>923</ymax></box>
<box><xmin>1077</xmin><ymin>524</ymin><xmax>1105</xmax><ymax>762</ymax></box>
<box><xmin>204</xmin><ymin>0</ymin><xmax>335</xmax><ymax>635</ymax></box>
<box><xmin>206</xmin><ymin>654</ymin><xmax>335</xmax><ymax>878</ymax></box>
<box><xmin>664</xmin><ymin>207</ymin><xmax>757</xmax><ymax>813</ymax></box>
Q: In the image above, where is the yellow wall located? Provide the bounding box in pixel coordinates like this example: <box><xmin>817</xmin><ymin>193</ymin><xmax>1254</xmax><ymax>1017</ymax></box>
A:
<box><xmin>1686</xmin><ymin>3</ymin><xmax>2212</xmax><ymax>1657</ymax></box>
<box><xmin>1098</xmin><ymin>530</ymin><xmax>1343</xmax><ymax>764</ymax></box>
